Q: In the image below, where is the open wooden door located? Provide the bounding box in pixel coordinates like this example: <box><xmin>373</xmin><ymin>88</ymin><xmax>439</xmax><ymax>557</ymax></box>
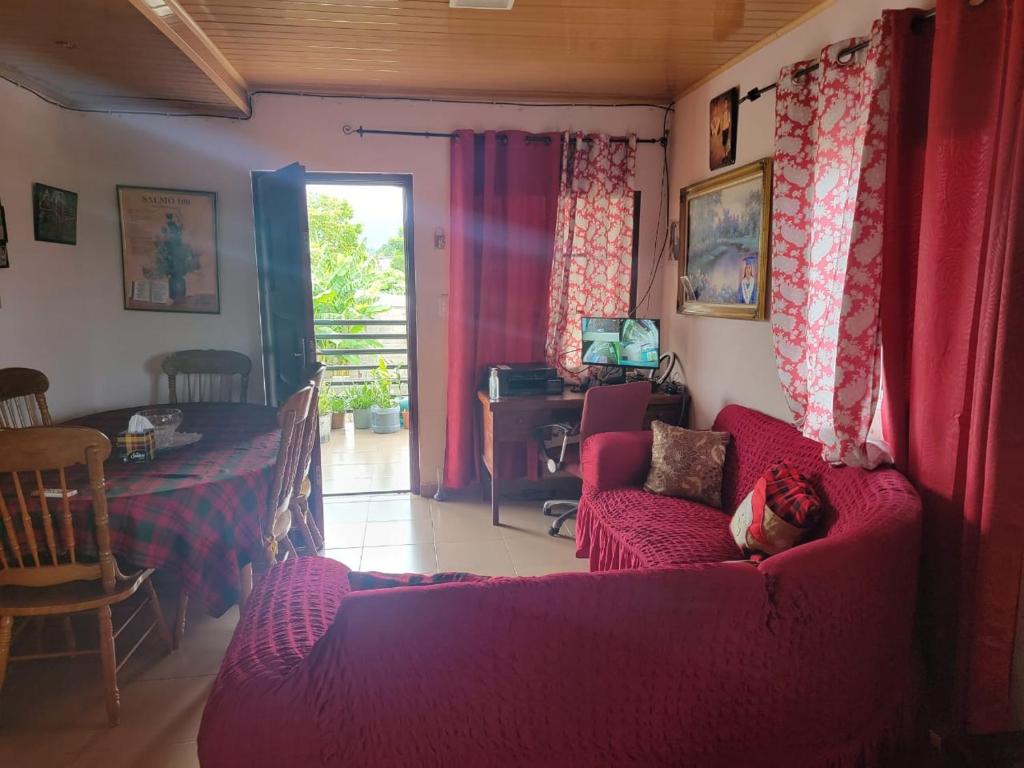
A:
<box><xmin>253</xmin><ymin>163</ymin><xmax>322</xmax><ymax>533</ymax></box>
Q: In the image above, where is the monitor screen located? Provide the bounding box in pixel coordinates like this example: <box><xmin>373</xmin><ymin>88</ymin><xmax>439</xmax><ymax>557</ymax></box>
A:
<box><xmin>581</xmin><ymin>317</ymin><xmax>661</xmax><ymax>369</ymax></box>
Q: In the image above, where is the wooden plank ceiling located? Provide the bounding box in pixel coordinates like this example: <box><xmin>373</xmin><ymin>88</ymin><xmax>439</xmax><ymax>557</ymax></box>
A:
<box><xmin>0</xmin><ymin>0</ymin><xmax>243</xmax><ymax>116</ymax></box>
<box><xmin>0</xmin><ymin>0</ymin><xmax>827</xmax><ymax>116</ymax></box>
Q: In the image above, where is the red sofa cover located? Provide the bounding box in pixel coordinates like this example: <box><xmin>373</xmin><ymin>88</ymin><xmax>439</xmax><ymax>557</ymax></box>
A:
<box><xmin>199</xmin><ymin>405</ymin><xmax>923</xmax><ymax>767</ymax></box>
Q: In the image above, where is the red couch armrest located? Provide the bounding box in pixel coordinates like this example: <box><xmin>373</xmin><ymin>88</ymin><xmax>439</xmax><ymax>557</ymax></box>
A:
<box><xmin>581</xmin><ymin>430</ymin><xmax>653</xmax><ymax>491</ymax></box>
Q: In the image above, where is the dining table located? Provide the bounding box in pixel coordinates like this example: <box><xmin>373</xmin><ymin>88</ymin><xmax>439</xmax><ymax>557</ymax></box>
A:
<box><xmin>62</xmin><ymin>402</ymin><xmax>281</xmax><ymax>617</ymax></box>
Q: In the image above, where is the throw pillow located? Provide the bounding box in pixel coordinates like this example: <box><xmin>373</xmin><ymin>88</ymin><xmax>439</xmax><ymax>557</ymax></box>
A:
<box><xmin>642</xmin><ymin>421</ymin><xmax>731</xmax><ymax>507</ymax></box>
<box><xmin>730</xmin><ymin>462</ymin><xmax>824</xmax><ymax>560</ymax></box>
<box><xmin>348</xmin><ymin>571</ymin><xmax>488</xmax><ymax>591</ymax></box>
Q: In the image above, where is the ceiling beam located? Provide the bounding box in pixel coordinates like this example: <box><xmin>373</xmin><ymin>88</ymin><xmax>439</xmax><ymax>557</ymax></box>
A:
<box><xmin>126</xmin><ymin>0</ymin><xmax>250</xmax><ymax>116</ymax></box>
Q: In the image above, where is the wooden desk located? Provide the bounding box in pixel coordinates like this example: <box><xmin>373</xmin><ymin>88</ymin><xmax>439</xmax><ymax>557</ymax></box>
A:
<box><xmin>478</xmin><ymin>388</ymin><xmax>688</xmax><ymax>525</ymax></box>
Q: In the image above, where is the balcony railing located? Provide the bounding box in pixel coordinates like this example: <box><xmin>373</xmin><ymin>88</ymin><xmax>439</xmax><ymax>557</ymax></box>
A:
<box><xmin>314</xmin><ymin>318</ymin><xmax>409</xmax><ymax>396</ymax></box>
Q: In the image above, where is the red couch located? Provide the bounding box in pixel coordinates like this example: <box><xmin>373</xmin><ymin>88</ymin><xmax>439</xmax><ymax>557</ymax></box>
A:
<box><xmin>198</xmin><ymin>405</ymin><xmax>923</xmax><ymax>767</ymax></box>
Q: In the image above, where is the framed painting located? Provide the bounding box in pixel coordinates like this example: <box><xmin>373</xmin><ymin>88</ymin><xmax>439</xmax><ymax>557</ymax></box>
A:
<box><xmin>677</xmin><ymin>158</ymin><xmax>772</xmax><ymax>320</ymax></box>
<box><xmin>32</xmin><ymin>183</ymin><xmax>78</xmax><ymax>245</ymax></box>
<box><xmin>709</xmin><ymin>86</ymin><xmax>739</xmax><ymax>170</ymax></box>
<box><xmin>117</xmin><ymin>186</ymin><xmax>220</xmax><ymax>314</ymax></box>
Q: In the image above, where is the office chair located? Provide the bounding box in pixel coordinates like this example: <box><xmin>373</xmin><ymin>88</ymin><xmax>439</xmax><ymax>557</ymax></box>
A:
<box><xmin>538</xmin><ymin>380</ymin><xmax>651</xmax><ymax>536</ymax></box>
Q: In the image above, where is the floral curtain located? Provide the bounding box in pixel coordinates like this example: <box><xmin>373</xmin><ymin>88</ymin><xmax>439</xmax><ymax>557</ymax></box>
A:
<box><xmin>545</xmin><ymin>133</ymin><xmax>637</xmax><ymax>379</ymax></box>
<box><xmin>770</xmin><ymin>22</ymin><xmax>893</xmax><ymax>468</ymax></box>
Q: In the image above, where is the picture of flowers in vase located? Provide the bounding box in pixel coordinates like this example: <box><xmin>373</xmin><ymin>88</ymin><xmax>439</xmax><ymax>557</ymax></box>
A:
<box><xmin>118</xmin><ymin>186</ymin><xmax>220</xmax><ymax>314</ymax></box>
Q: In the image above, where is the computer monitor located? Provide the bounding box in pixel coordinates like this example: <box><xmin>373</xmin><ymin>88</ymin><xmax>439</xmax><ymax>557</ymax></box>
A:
<box><xmin>581</xmin><ymin>317</ymin><xmax>661</xmax><ymax>369</ymax></box>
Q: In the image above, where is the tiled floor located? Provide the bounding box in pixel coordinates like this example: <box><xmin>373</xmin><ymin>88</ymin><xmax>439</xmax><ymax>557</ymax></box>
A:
<box><xmin>0</xmin><ymin>493</ymin><xmax>583</xmax><ymax>766</ymax></box>
<box><xmin>321</xmin><ymin>418</ymin><xmax>410</xmax><ymax>495</ymax></box>
<box><xmin>321</xmin><ymin>493</ymin><xmax>584</xmax><ymax>576</ymax></box>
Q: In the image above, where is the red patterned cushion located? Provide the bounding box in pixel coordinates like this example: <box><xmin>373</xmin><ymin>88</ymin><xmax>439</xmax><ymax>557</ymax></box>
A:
<box><xmin>348</xmin><ymin>571</ymin><xmax>487</xmax><ymax>590</ymax></box>
<box><xmin>730</xmin><ymin>463</ymin><xmax>824</xmax><ymax>560</ymax></box>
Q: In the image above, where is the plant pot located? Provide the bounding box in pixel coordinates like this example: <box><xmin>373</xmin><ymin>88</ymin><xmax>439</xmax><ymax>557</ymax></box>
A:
<box><xmin>168</xmin><ymin>274</ymin><xmax>187</xmax><ymax>300</ymax></box>
<box><xmin>370</xmin><ymin>404</ymin><xmax>401</xmax><ymax>434</ymax></box>
<box><xmin>318</xmin><ymin>413</ymin><xmax>332</xmax><ymax>444</ymax></box>
<box><xmin>331</xmin><ymin>411</ymin><xmax>346</xmax><ymax>429</ymax></box>
<box><xmin>352</xmin><ymin>408</ymin><xmax>372</xmax><ymax>430</ymax></box>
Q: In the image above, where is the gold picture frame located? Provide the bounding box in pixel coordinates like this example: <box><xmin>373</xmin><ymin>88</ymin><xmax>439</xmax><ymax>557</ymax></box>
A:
<box><xmin>677</xmin><ymin>158</ymin><xmax>772</xmax><ymax>320</ymax></box>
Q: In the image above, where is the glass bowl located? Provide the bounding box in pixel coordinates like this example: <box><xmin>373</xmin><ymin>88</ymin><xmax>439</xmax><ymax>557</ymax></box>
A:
<box><xmin>135</xmin><ymin>407</ymin><xmax>183</xmax><ymax>448</ymax></box>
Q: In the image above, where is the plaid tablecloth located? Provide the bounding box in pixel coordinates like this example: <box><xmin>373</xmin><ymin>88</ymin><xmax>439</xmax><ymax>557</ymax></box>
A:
<box><xmin>63</xmin><ymin>403</ymin><xmax>281</xmax><ymax>616</ymax></box>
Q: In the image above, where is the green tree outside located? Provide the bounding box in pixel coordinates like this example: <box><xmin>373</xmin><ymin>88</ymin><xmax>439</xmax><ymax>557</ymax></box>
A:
<box><xmin>307</xmin><ymin>191</ymin><xmax>406</xmax><ymax>396</ymax></box>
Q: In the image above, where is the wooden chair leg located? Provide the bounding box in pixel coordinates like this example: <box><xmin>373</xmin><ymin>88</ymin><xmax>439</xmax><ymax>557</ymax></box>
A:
<box><xmin>0</xmin><ymin>615</ymin><xmax>13</xmax><ymax>692</ymax></box>
<box><xmin>296</xmin><ymin>497</ymin><xmax>324</xmax><ymax>551</ymax></box>
<box><xmin>147</xmin><ymin>581</ymin><xmax>174</xmax><ymax>653</ymax></box>
<box><xmin>283</xmin><ymin>536</ymin><xmax>299</xmax><ymax>560</ymax></box>
<box><xmin>173</xmin><ymin>590</ymin><xmax>189</xmax><ymax>651</ymax></box>
<box><xmin>97</xmin><ymin>605</ymin><xmax>120</xmax><ymax>727</ymax></box>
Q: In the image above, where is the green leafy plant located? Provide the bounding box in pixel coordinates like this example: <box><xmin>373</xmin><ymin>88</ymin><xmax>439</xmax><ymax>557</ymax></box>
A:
<box><xmin>371</xmin><ymin>357</ymin><xmax>402</xmax><ymax>409</ymax></box>
<box><xmin>346</xmin><ymin>382</ymin><xmax>378</xmax><ymax>412</ymax></box>
<box><xmin>317</xmin><ymin>385</ymin><xmax>333</xmax><ymax>415</ymax></box>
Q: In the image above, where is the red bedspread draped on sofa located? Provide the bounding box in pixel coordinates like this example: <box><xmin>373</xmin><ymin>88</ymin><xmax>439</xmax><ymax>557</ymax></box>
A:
<box><xmin>881</xmin><ymin>0</ymin><xmax>1024</xmax><ymax>735</ymax></box>
<box><xmin>442</xmin><ymin>130</ymin><xmax>561</xmax><ymax>490</ymax></box>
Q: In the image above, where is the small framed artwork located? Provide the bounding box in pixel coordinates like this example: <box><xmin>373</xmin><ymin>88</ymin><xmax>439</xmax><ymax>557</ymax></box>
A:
<box><xmin>32</xmin><ymin>183</ymin><xmax>78</xmax><ymax>245</ymax></box>
<box><xmin>117</xmin><ymin>186</ymin><xmax>220</xmax><ymax>314</ymax></box>
<box><xmin>0</xmin><ymin>202</ymin><xmax>9</xmax><ymax>268</ymax></box>
<box><xmin>709</xmin><ymin>86</ymin><xmax>739</xmax><ymax>170</ymax></box>
<box><xmin>677</xmin><ymin>158</ymin><xmax>772</xmax><ymax>320</ymax></box>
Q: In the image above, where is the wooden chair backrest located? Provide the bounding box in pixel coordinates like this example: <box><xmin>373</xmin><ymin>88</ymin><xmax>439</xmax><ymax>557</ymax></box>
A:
<box><xmin>0</xmin><ymin>427</ymin><xmax>117</xmax><ymax>591</ymax></box>
<box><xmin>265</xmin><ymin>385</ymin><xmax>314</xmax><ymax>554</ymax></box>
<box><xmin>162</xmin><ymin>350</ymin><xmax>252</xmax><ymax>404</ymax></box>
<box><xmin>292</xmin><ymin>363</ymin><xmax>327</xmax><ymax>497</ymax></box>
<box><xmin>0</xmin><ymin>367</ymin><xmax>53</xmax><ymax>428</ymax></box>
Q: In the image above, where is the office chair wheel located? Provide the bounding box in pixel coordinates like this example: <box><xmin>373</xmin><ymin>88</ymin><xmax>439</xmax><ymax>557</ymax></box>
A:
<box><xmin>548</xmin><ymin>508</ymin><xmax>577</xmax><ymax>536</ymax></box>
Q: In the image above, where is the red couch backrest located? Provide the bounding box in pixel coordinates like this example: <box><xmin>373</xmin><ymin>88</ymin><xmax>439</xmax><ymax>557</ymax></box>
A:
<box><xmin>713</xmin><ymin>404</ymin><xmax>917</xmax><ymax>540</ymax></box>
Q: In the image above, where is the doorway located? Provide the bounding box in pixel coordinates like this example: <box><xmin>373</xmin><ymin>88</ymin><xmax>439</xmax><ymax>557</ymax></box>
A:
<box><xmin>305</xmin><ymin>174</ymin><xmax>417</xmax><ymax>497</ymax></box>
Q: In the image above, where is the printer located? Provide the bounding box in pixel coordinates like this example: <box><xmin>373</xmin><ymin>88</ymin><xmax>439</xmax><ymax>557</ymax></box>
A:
<box><xmin>487</xmin><ymin>363</ymin><xmax>562</xmax><ymax>399</ymax></box>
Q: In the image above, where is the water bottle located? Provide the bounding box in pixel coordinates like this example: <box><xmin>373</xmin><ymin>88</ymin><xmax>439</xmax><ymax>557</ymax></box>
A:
<box><xmin>488</xmin><ymin>368</ymin><xmax>500</xmax><ymax>401</ymax></box>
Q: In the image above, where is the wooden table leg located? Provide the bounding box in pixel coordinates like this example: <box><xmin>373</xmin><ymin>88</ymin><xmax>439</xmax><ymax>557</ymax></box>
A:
<box><xmin>490</xmin><ymin>443</ymin><xmax>500</xmax><ymax>526</ymax></box>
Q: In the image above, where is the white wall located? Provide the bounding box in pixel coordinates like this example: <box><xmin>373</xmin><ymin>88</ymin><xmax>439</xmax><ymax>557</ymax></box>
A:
<box><xmin>660</xmin><ymin>0</ymin><xmax>927</xmax><ymax>429</ymax></box>
<box><xmin>0</xmin><ymin>80</ymin><xmax>667</xmax><ymax>489</ymax></box>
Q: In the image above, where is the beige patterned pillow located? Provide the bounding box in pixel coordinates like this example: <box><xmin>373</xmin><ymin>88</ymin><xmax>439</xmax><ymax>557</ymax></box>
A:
<box><xmin>643</xmin><ymin>422</ymin><xmax>731</xmax><ymax>508</ymax></box>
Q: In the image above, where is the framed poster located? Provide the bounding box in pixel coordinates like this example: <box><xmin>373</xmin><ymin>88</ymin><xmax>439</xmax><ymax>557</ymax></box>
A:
<box><xmin>677</xmin><ymin>158</ymin><xmax>771</xmax><ymax>320</ymax></box>
<box><xmin>117</xmin><ymin>186</ymin><xmax>219</xmax><ymax>314</ymax></box>
<box><xmin>33</xmin><ymin>183</ymin><xmax>78</xmax><ymax>245</ymax></box>
<box><xmin>709</xmin><ymin>87</ymin><xmax>739</xmax><ymax>170</ymax></box>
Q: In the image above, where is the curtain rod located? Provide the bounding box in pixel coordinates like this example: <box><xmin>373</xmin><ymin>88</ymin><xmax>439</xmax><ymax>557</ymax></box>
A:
<box><xmin>740</xmin><ymin>8</ymin><xmax>937</xmax><ymax>104</ymax></box>
<box><xmin>342</xmin><ymin>124</ymin><xmax>667</xmax><ymax>146</ymax></box>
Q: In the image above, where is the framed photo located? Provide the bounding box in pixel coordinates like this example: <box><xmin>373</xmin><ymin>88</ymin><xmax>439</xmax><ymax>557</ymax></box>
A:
<box><xmin>677</xmin><ymin>158</ymin><xmax>772</xmax><ymax>320</ymax></box>
<box><xmin>117</xmin><ymin>186</ymin><xmax>219</xmax><ymax>314</ymax></box>
<box><xmin>709</xmin><ymin>87</ymin><xmax>739</xmax><ymax>170</ymax></box>
<box><xmin>32</xmin><ymin>183</ymin><xmax>78</xmax><ymax>245</ymax></box>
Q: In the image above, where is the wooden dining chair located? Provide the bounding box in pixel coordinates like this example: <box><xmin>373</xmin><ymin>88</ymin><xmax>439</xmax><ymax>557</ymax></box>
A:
<box><xmin>176</xmin><ymin>384</ymin><xmax>316</xmax><ymax>635</ymax></box>
<box><xmin>0</xmin><ymin>427</ymin><xmax>172</xmax><ymax>727</ymax></box>
<box><xmin>0</xmin><ymin>367</ymin><xmax>52</xmax><ymax>428</ymax></box>
<box><xmin>290</xmin><ymin>362</ymin><xmax>327</xmax><ymax>553</ymax></box>
<box><xmin>263</xmin><ymin>385</ymin><xmax>315</xmax><ymax>564</ymax></box>
<box><xmin>161</xmin><ymin>350</ymin><xmax>252</xmax><ymax>404</ymax></box>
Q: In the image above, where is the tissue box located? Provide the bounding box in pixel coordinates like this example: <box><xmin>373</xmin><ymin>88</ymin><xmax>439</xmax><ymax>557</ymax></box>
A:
<box><xmin>117</xmin><ymin>429</ymin><xmax>155</xmax><ymax>462</ymax></box>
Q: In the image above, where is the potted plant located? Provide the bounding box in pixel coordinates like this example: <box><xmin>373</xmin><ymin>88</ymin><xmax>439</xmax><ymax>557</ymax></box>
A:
<box><xmin>330</xmin><ymin>389</ymin><xmax>349</xmax><ymax>430</ymax></box>
<box><xmin>316</xmin><ymin>386</ymin><xmax>333</xmax><ymax>444</ymax></box>
<box><xmin>370</xmin><ymin>358</ymin><xmax>402</xmax><ymax>434</ymax></box>
<box><xmin>348</xmin><ymin>383</ymin><xmax>377</xmax><ymax>430</ymax></box>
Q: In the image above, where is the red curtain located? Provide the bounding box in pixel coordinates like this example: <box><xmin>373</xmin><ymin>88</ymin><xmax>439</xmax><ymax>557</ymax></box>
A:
<box><xmin>442</xmin><ymin>130</ymin><xmax>561</xmax><ymax>490</ymax></box>
<box><xmin>882</xmin><ymin>0</ymin><xmax>1024</xmax><ymax>735</ymax></box>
